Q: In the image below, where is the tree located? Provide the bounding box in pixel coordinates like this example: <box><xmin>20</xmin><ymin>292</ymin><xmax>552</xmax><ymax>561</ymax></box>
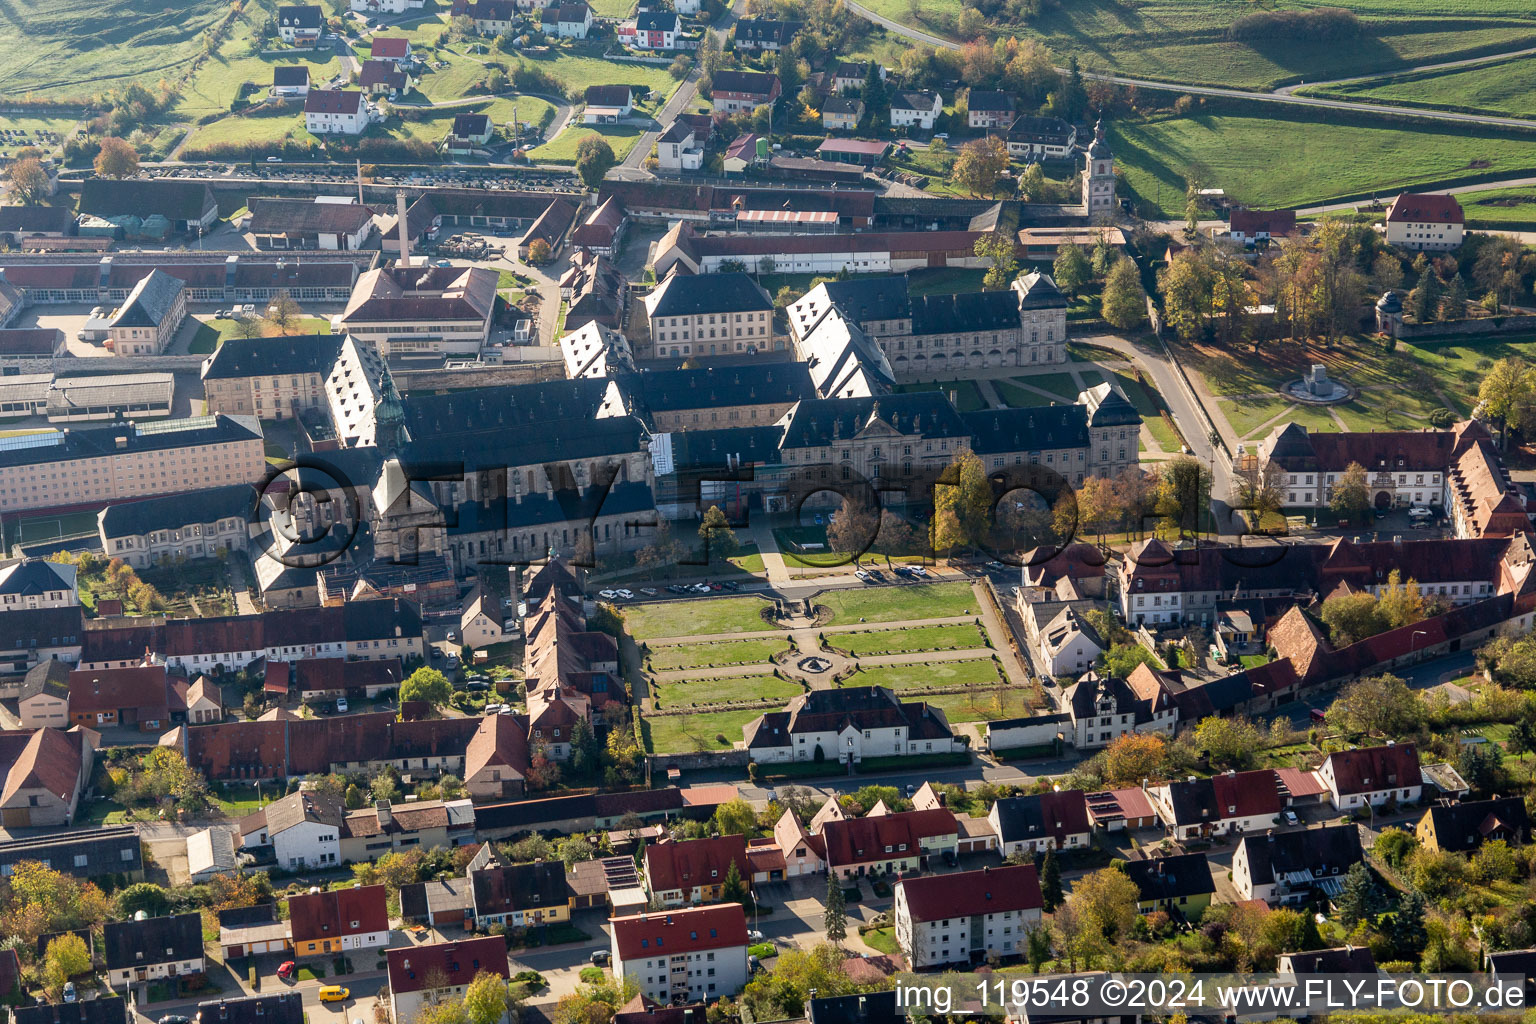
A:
<box><xmin>1103</xmin><ymin>642</ymin><xmax>1157</xmax><ymax>679</ymax></box>
<box><xmin>1053</xmin><ymin>242</ymin><xmax>1091</xmax><ymax>296</ymax></box>
<box><xmin>1154</xmin><ymin>455</ymin><xmax>1212</xmax><ymax>538</ymax></box>
<box><xmin>1389</xmin><ymin>889</ymin><xmax>1427</xmax><ymax>959</ymax></box>
<box><xmin>826</xmin><ymin>498</ymin><xmax>880</xmax><ymax>560</ymax></box>
<box><xmin>1372</xmin><ymin>828</ymin><xmax>1419</xmax><ymax>869</ymax></box>
<box><xmin>400</xmin><ymin>667</ymin><xmax>452</xmax><ymax>707</ymax></box>
<box><xmin>6</xmin><ymin>157</ymin><xmax>50</xmax><ymax>204</ymax></box>
<box><xmin>1319</xmin><ymin>592</ymin><xmax>1387</xmax><ymax>646</ymax></box>
<box><xmin>975</xmin><ymin>231</ymin><xmax>1018</xmax><ymax>291</ymax></box>
<box><xmin>570</xmin><ymin>718</ymin><xmax>601</xmax><ymax>777</ymax></box>
<box><xmin>1456</xmin><ymin>741</ymin><xmax>1503</xmax><ymax>796</ymax></box>
<box><xmin>370</xmin><ymin>771</ymin><xmax>400</xmax><ymax>803</ymax></box>
<box><xmin>94</xmin><ymin>136</ymin><xmax>140</xmax><ymax>178</ymax></box>
<box><xmin>527</xmin><ymin>238</ymin><xmax>552</xmax><ymax>264</ymax></box>
<box><xmin>1230</xmin><ymin>457</ymin><xmax>1284</xmax><ymax>527</ymax></box>
<box><xmin>1019</xmin><ymin>162</ymin><xmax>1046</xmax><ymax>201</ymax></box>
<box><xmin>0</xmin><ymin>862</ymin><xmax>111</xmax><ymax>943</ymax></box>
<box><xmin>1335</xmin><ymin>862</ymin><xmax>1378</xmax><ymax>929</ymax></box>
<box><xmin>1328</xmin><ymin>674</ymin><xmax>1422</xmax><ymax>738</ymax></box>
<box><xmin>575</xmin><ymin>135</ymin><xmax>616</xmax><ymax>189</ymax></box>
<box><xmin>1091</xmin><ymin>231</ymin><xmax>1118</xmax><ymax>278</ymax></box>
<box><xmin>1040</xmin><ymin>848</ymin><xmax>1063</xmax><ymax>910</ymax></box>
<box><xmin>720</xmin><ymin>858</ymin><xmax>747</xmax><ymax>905</ymax></box>
<box><xmin>739</xmin><ymin>945</ymin><xmax>853</xmax><ymax>1021</ymax></box>
<box><xmin>1194</xmin><ymin>716</ymin><xmax>1262</xmax><ymax>769</ymax></box>
<box><xmin>859</xmin><ymin>60</ymin><xmax>887</xmax><ymax>121</ymax></box>
<box><xmin>116</xmin><ymin>881</ymin><xmax>171</xmax><ymax>918</ymax></box>
<box><xmin>932</xmin><ymin>449</ymin><xmax>992</xmax><ymax>552</ymax></box>
<box><xmin>41</xmin><ymin>933</ymin><xmax>91</xmax><ymax>996</ymax></box>
<box><xmin>1159</xmin><ymin>249</ymin><xmax>1214</xmax><ymax>341</ymax></box>
<box><xmin>1101</xmin><ymin>256</ymin><xmax>1147</xmax><ymax>330</ymax></box>
<box><xmin>232</xmin><ymin>314</ymin><xmax>264</xmax><ymax>340</ymax></box>
<box><xmin>713</xmin><ymin>798</ymin><xmax>757</xmax><ymax>837</ymax></box>
<box><xmin>1440</xmin><ymin>273</ymin><xmax>1469</xmax><ymax>321</ymax></box>
<box><xmin>1406</xmin><ymin>266</ymin><xmax>1441</xmax><ymax>323</ymax></box>
<box><xmin>1069</xmin><ymin>866</ymin><xmax>1139</xmax><ymax>948</ymax></box>
<box><xmin>1377</xmin><ymin>570</ymin><xmax>1424</xmax><ymax>630</ymax></box>
<box><xmin>824</xmin><ymin>874</ymin><xmax>847</xmax><ymax>945</ymax></box>
<box><xmin>1097</xmin><ymin>732</ymin><xmax>1167</xmax><ymax>787</ymax></box>
<box><xmin>949</xmin><ymin>136</ymin><xmax>1009</xmax><ymax>198</ymax></box>
<box><xmin>697</xmin><ymin>504</ymin><xmax>740</xmax><ymax>558</ymax></box>
<box><xmin>1327</xmin><ymin>461</ymin><xmax>1370</xmax><ymax>521</ymax></box>
<box><xmin>463</xmin><ymin>972</ymin><xmax>519</xmax><ymax>1024</ymax></box>
<box><xmin>264</xmin><ymin>290</ymin><xmax>301</xmax><ymax>335</ymax></box>
<box><xmin>1479</xmin><ymin>357</ymin><xmax>1536</xmax><ymax>442</ymax></box>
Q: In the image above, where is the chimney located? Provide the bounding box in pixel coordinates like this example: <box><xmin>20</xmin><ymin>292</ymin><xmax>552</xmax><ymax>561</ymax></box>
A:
<box><xmin>396</xmin><ymin>190</ymin><xmax>411</xmax><ymax>268</ymax></box>
<box><xmin>357</xmin><ymin>158</ymin><xmax>365</xmax><ymax>204</ymax></box>
<box><xmin>376</xmin><ymin>799</ymin><xmax>393</xmax><ymax>826</ymax></box>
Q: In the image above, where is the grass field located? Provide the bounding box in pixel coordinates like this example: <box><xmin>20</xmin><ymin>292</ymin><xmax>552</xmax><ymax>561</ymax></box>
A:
<box><xmin>923</xmin><ymin>687</ymin><xmax>1035</xmax><ymax>723</ymax></box>
<box><xmin>816</xmin><ymin>582</ymin><xmax>977</xmax><ymax>624</ymax></box>
<box><xmin>1461</xmin><ymin>186</ymin><xmax>1536</xmax><ymax>226</ymax></box>
<box><xmin>1112</xmin><ymin>114</ymin><xmax>1536</xmax><ymax>218</ymax></box>
<box><xmin>527</xmin><ymin>123</ymin><xmax>643</xmax><ymax>164</ymax></box>
<box><xmin>173</xmin><ymin>14</ymin><xmax>342</xmax><ymax>121</ymax></box>
<box><xmin>843</xmin><ymin>659</ymin><xmax>1004</xmax><ymax>690</ymax></box>
<box><xmin>837</xmin><ymin>624</ymin><xmax>987</xmax><ymax>656</ymax></box>
<box><xmin>524</xmin><ymin>50</ymin><xmax>679</xmax><ymax>103</ymax></box>
<box><xmin>1309</xmin><ymin>55</ymin><xmax>1536</xmax><ymax>117</ymax></box>
<box><xmin>0</xmin><ymin>114</ymin><xmax>83</xmax><ymax>158</ymax></box>
<box><xmin>641</xmin><ymin>708</ymin><xmax>764</xmax><ymax>753</ymax></box>
<box><xmin>653</xmin><ymin>674</ymin><xmax>803</xmax><ymax>707</ymax></box>
<box><xmin>190</xmin><ymin>107</ymin><xmax>321</xmax><ymax>149</ymax></box>
<box><xmin>648</xmin><ymin>637</ymin><xmax>789</xmax><ymax>670</ymax></box>
<box><xmin>1220</xmin><ymin>394</ymin><xmax>1340</xmax><ymax>440</ymax></box>
<box><xmin>894</xmin><ymin>379</ymin><xmax>987</xmax><ymax>412</ymax></box>
<box><xmin>624</xmin><ymin>596</ymin><xmax>773</xmax><ymax>639</ymax></box>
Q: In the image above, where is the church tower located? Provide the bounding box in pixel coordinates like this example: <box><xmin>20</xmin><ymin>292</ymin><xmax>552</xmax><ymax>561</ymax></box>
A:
<box><xmin>1082</xmin><ymin>117</ymin><xmax>1116</xmax><ymax>217</ymax></box>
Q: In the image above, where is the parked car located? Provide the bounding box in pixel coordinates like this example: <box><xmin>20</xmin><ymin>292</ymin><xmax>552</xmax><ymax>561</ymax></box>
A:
<box><xmin>62</xmin><ymin>984</ymin><xmax>76</xmax><ymax>1004</ymax></box>
<box><xmin>910</xmin><ymin>566</ymin><xmax>930</xmax><ymax>577</ymax></box>
<box><xmin>640</xmin><ymin>587</ymin><xmax>659</xmax><ymax>596</ymax></box>
<box><xmin>721</xmin><ymin>580</ymin><xmax>740</xmax><ymax>591</ymax></box>
<box><xmin>855</xmin><ymin>569</ymin><xmax>871</xmax><ymax>582</ymax></box>
<box><xmin>599</xmin><ymin>589</ymin><xmax>618</xmax><ymax>599</ymax></box>
<box><xmin>277</xmin><ymin>961</ymin><xmax>296</xmax><ymax>980</ymax></box>
<box><xmin>318</xmin><ymin>988</ymin><xmax>350</xmax><ymax>1004</ymax></box>
<box><xmin>1283</xmin><ymin>810</ymin><xmax>1300</xmax><ymax>826</ymax></box>
<box><xmin>446</xmin><ymin>630</ymin><xmax>458</xmax><ymax>642</ymax></box>
<box><xmin>747</xmin><ymin>929</ymin><xmax>764</xmax><ymax>942</ymax></box>
<box><xmin>893</xmin><ymin>566</ymin><xmax>914</xmax><ymax>578</ymax></box>
<box><xmin>335</xmin><ymin>697</ymin><xmax>349</xmax><ymax>714</ymax></box>
<box><xmin>942</xmin><ymin>850</ymin><xmax>958</xmax><ymax>867</ymax></box>
<box><xmin>466</xmin><ymin>681</ymin><xmax>489</xmax><ymax>692</ymax></box>
<box><xmin>589</xmin><ymin>950</ymin><xmax>610</xmax><ymax>965</ymax></box>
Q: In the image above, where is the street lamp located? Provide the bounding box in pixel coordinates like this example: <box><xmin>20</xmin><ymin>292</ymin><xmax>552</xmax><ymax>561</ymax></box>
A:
<box><xmin>1410</xmin><ymin>629</ymin><xmax>1428</xmax><ymax>663</ymax></box>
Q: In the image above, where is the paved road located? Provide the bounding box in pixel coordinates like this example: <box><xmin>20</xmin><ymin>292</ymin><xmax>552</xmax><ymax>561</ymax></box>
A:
<box><xmin>841</xmin><ymin>0</ymin><xmax>1536</xmax><ymax>131</ymax></box>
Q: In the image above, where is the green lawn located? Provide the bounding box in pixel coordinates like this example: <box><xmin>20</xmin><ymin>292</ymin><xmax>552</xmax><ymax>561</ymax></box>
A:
<box><xmin>893</xmin><ymin>379</ymin><xmax>987</xmax><ymax>412</ymax></box>
<box><xmin>0</xmin><ymin>114</ymin><xmax>82</xmax><ymax>159</ymax></box>
<box><xmin>923</xmin><ymin>688</ymin><xmax>1036</xmax><ymax>723</ymax></box>
<box><xmin>1113</xmin><ymin>114</ymin><xmax>1536</xmax><ymax>218</ymax></box>
<box><xmin>1010</xmin><ymin>372</ymin><xmax>1080</xmax><ymax>401</ymax></box>
<box><xmin>641</xmin><ymin>708</ymin><xmax>763</xmax><ymax>753</ymax></box>
<box><xmin>1461</xmin><ymin>186</ymin><xmax>1536</xmax><ymax>226</ymax></box>
<box><xmin>189</xmin><ymin>315</ymin><xmax>335</xmax><ymax>353</ymax></box>
<box><xmin>528</xmin><ymin>123</ymin><xmax>643</xmax><ymax>164</ymax></box>
<box><xmin>189</xmin><ymin>108</ymin><xmax>321</xmax><ymax>149</ymax></box>
<box><xmin>995</xmin><ymin>379</ymin><xmax>1069</xmax><ymax>408</ymax></box>
<box><xmin>173</xmin><ymin>15</ymin><xmax>342</xmax><ymax>120</ymax></box>
<box><xmin>861</xmin><ymin>927</ymin><xmax>899</xmax><ymax>954</ymax></box>
<box><xmin>14</xmin><ymin>508</ymin><xmax>99</xmax><ymax>544</ymax></box>
<box><xmin>524</xmin><ymin>49</ymin><xmax>679</xmax><ymax>103</ymax></box>
<box><xmin>816</xmin><ymin>582</ymin><xmax>977</xmax><ymax>624</ymax></box>
<box><xmin>842</xmin><ymin>659</ymin><xmax>1004</xmax><ymax>690</ymax></box>
<box><xmin>624</xmin><ymin>596</ymin><xmax>773</xmax><ymax>639</ymax></box>
<box><xmin>653</xmin><ymin>674</ymin><xmax>803</xmax><ymax>708</ymax></box>
<box><xmin>906</xmin><ymin>267</ymin><xmax>987</xmax><ymax>296</ymax></box>
<box><xmin>647</xmin><ymin>637</ymin><xmax>789</xmax><ymax>670</ymax></box>
<box><xmin>1309</xmin><ymin>54</ymin><xmax>1536</xmax><ymax>118</ymax></box>
<box><xmin>836</xmin><ymin>624</ymin><xmax>987</xmax><ymax>656</ymax></box>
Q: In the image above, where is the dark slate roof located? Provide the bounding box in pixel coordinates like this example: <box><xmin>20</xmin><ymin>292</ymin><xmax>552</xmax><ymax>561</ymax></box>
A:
<box><xmin>910</xmin><ymin>289</ymin><xmax>1020</xmax><ymax>335</ymax></box>
<box><xmin>635</xmin><ymin>9</ymin><xmax>676</xmax><ymax>30</ymax></box>
<box><xmin>402</xmin><ymin>413</ymin><xmax>646</xmax><ymax>470</ymax></box>
<box><xmin>103</xmin><ymin>913</ymin><xmax>203</xmax><ymax>971</ymax></box>
<box><xmin>968</xmin><ymin>89</ymin><xmax>1014</xmax><ymax>112</ymax></box>
<box><xmin>471</xmin><ymin>861</ymin><xmax>569</xmax><ymax>915</ymax></box>
<box><xmin>661</xmin><ymin>425</ymin><xmax>784</xmax><ymax>471</ymax></box>
<box><xmin>989</xmin><ymin>791</ymin><xmax>1091</xmax><ymax>845</ymax></box>
<box><xmin>891</xmin><ymin>90</ymin><xmax>939</xmax><ymax>111</ymax></box>
<box><xmin>401</xmin><ymin>377</ymin><xmax>612</xmax><ymax>434</ymax></box>
<box><xmin>1006</xmin><ymin>114</ymin><xmax>1073</xmax><ymax>142</ymax></box>
<box><xmin>201</xmin><ymin>333</ymin><xmax>344</xmax><ymax>380</ymax></box>
<box><xmin>1237</xmin><ymin>823</ymin><xmax>1361</xmax><ymax>886</ymax></box>
<box><xmin>110</xmin><ymin>269</ymin><xmax>185</xmax><ymax>328</ymax></box>
<box><xmin>273</xmin><ymin>66</ymin><xmax>310</xmax><ymax>87</ymax></box>
<box><xmin>733</xmin><ymin>18</ymin><xmax>800</xmax><ymax>45</ymax></box>
<box><xmin>0</xmin><ymin>606</ymin><xmax>82</xmax><ymax>650</ymax></box>
<box><xmin>647</xmin><ymin>272</ymin><xmax>772</xmax><ymax>317</ymax></box>
<box><xmin>962</xmin><ymin>404</ymin><xmax>1088</xmax><ymax>453</ymax></box>
<box><xmin>1121</xmin><ymin>852</ymin><xmax>1215</xmax><ymax>902</ymax></box>
<box><xmin>249</xmin><ymin>200</ymin><xmax>374</xmax><ymax>237</ymax></box>
<box><xmin>448</xmin><ymin>482</ymin><xmax>654</xmax><ymax>536</ymax></box>
<box><xmin>780</xmin><ymin>392</ymin><xmax>968</xmax><ymax>450</ymax></box>
<box><xmin>0</xmin><ymin>206</ymin><xmax>75</xmax><ymax>234</ymax></box>
<box><xmin>807</xmin><ymin>991</ymin><xmax>898</xmax><ymax>1024</ymax></box>
<box><xmin>0</xmin><ymin>826</ymin><xmax>138</xmax><ymax>877</ymax></box>
<box><xmin>818</xmin><ymin>275</ymin><xmax>910</xmax><ymax>322</ymax></box>
<box><xmin>712</xmin><ymin>70</ymin><xmax>779</xmax><ymax>95</ymax></box>
<box><xmin>0</xmin><ymin>558</ymin><xmax>75</xmax><ymax>597</ymax></box>
<box><xmin>17</xmin><ymin>658</ymin><xmax>72</xmax><ymax>701</ymax></box>
<box><xmin>0</xmin><ymin>416</ymin><xmax>261</xmax><ymax>471</ymax></box>
<box><xmin>632</xmin><ymin>362</ymin><xmax>813</xmax><ymax>413</ymax></box>
<box><xmin>277</xmin><ymin>5</ymin><xmax>323</xmax><ymax>28</ymax></box>
<box><xmin>1015</xmin><ymin>271</ymin><xmax>1064</xmax><ymax>310</ymax></box>
<box><xmin>15</xmin><ymin>997</ymin><xmax>129</xmax><ymax>1024</ymax></box>
<box><xmin>1087</xmin><ymin>385</ymin><xmax>1141</xmax><ymax>427</ymax></box>
<box><xmin>1285</xmin><ymin>946</ymin><xmax>1377</xmax><ymax>974</ymax></box>
<box><xmin>452</xmin><ymin>113</ymin><xmax>492</xmax><ymax>137</ymax></box>
<box><xmin>196</xmin><ymin>994</ymin><xmax>304</xmax><ymax>1024</ymax></box>
<box><xmin>1423</xmin><ymin>796</ymin><xmax>1530</xmax><ymax>852</ymax></box>
<box><xmin>586</xmin><ymin>85</ymin><xmax>635</xmax><ymax>106</ymax></box>
<box><xmin>823</xmin><ymin>96</ymin><xmax>863</xmax><ymax>115</ymax></box>
<box><xmin>98</xmin><ymin>483</ymin><xmax>258</xmax><ymax>540</ymax></box>
<box><xmin>217</xmin><ymin>904</ymin><xmax>278</xmax><ymax>928</ymax></box>
<box><xmin>79</xmin><ymin>179</ymin><xmax>216</xmax><ymax>222</ymax></box>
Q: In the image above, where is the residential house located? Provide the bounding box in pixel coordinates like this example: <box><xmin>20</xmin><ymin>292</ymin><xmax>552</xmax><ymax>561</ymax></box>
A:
<box><xmin>351</xmin><ymin>0</ymin><xmax>428</xmax><ymax>17</ymax></box>
<box><xmin>304</xmin><ymin>90</ymin><xmax>370</xmax><ymax>135</ymax></box>
<box><xmin>0</xmin><ymin>559</ymin><xmax>76</xmax><ymax>612</ymax></box>
<box><xmin>195</xmin><ymin>995</ymin><xmax>304</xmax><ymax>1024</ymax></box>
<box><xmin>966</xmin><ymin>89</ymin><xmax>1014</xmax><ymax>128</ymax></box>
<box><xmin>1486</xmin><ymin>949</ymin><xmax>1536</xmax><ymax>1005</ymax></box>
<box><xmin>217</xmin><ymin>905</ymin><xmax>291</xmax><ymax>960</ymax></box>
<box><xmin>1318</xmin><ymin>743</ymin><xmax>1422</xmax><ymax>810</ymax></box>
<box><xmin>743</xmin><ymin>686</ymin><xmax>961</xmax><ymax>765</ymax></box>
<box><xmin>341</xmin><ymin>798</ymin><xmax>472</xmax><ymax>863</ymax></box>
<box><xmin>889</xmin><ymin>91</ymin><xmax>941</xmax><ymax>131</ymax></box>
<box><xmin>820</xmin><ymin>808</ymin><xmax>957</xmax><ymax>878</ymax></box>
<box><xmin>470</xmin><ymin>861</ymin><xmax>571</xmax><ymax>927</ymax></box>
<box><xmin>892</xmin><ymin>864</ymin><xmax>1042</xmax><ymax>968</ymax></box>
<box><xmin>610</xmin><ymin>904</ymin><xmax>750</xmax><ymax>1004</ymax></box>
<box><xmin>769</xmin><ymin>809</ymin><xmax>826</xmax><ymax>877</ymax></box>
<box><xmin>387</xmin><ymin>937</ymin><xmax>510</xmax><ymax>1024</ymax></box>
<box><xmin>67</xmin><ymin>666</ymin><xmax>171</xmax><ymax>732</ymax></box>
<box><xmin>1280</xmin><ymin>945</ymin><xmax>1377</xmax><ymax>976</ymax></box>
<box><xmin>0</xmin><ymin>825</ymin><xmax>141</xmax><ymax>879</ymax></box>
<box><xmin>584</xmin><ymin>85</ymin><xmax>636</xmax><ymax>123</ymax></box>
<box><xmin>464</xmin><ymin>711</ymin><xmax>530</xmax><ymax>800</ymax></box>
<box><xmin>107</xmin><ymin>269</ymin><xmax>187</xmax><ymax>356</ymax></box>
<box><xmin>239</xmin><ymin>790</ymin><xmax>343</xmax><ymax>869</ymax></box>
<box><xmin>1084</xmin><ymin>787</ymin><xmax>1160</xmax><ymax>831</ymax></box>
<box><xmin>176</xmin><ymin>676</ymin><xmax>223</xmax><ymax>724</ymax></box>
<box><xmin>830</xmin><ymin>61</ymin><xmax>881</xmax><ymax>94</ymax></box>
<box><xmin>1121</xmin><ymin>853</ymin><xmax>1215</xmax><ymax>920</ymax></box>
<box><xmin>104</xmin><ymin>913</ymin><xmax>205</xmax><ymax>987</ymax></box>
<box><xmin>370</xmin><ymin>36</ymin><xmax>412</xmax><ymax>63</ymax></box>
<box><xmin>733</xmin><ymin>18</ymin><xmax>799</xmax><ymax>51</ymax></box>
<box><xmin>619</xmin><ymin>9</ymin><xmax>676</xmax><ymax>48</ymax></box>
<box><xmin>1147</xmin><ymin>770</ymin><xmax>1286</xmax><ymax>840</ymax></box>
<box><xmin>656</xmin><ymin>120</ymin><xmax>703</xmax><ymax>172</ymax></box>
<box><xmin>1231</xmin><ymin>824</ymin><xmax>1362</xmax><ymax>905</ymax></box>
<box><xmin>1000</xmin><ymin>115</ymin><xmax>1075</xmax><ymax>159</ymax></box>
<box><xmin>644</xmin><ymin>835</ymin><xmax>749</xmax><ymax>906</ymax></box>
<box><xmin>1063</xmin><ymin>669</ymin><xmax>1175</xmax><ymax>750</ymax></box>
<box><xmin>445</xmin><ymin>113</ymin><xmax>494</xmax><ymax>154</ymax></box>
<box><xmin>821</xmin><ymin>96</ymin><xmax>864</xmax><ymax>131</ymax></box>
<box><xmin>453</xmin><ymin>0</ymin><xmax>520</xmax><ymax>35</ymax></box>
<box><xmin>722</xmin><ymin>133</ymin><xmax>765</xmax><ymax>175</ymax></box>
<box><xmin>643</xmin><ymin>271</ymin><xmax>774</xmax><ymax>357</ymax></box>
<box><xmin>988</xmin><ymin>791</ymin><xmax>1092</xmax><ymax>857</ymax></box>
<box><xmin>1025</xmin><ymin>601</ymin><xmax>1103</xmax><ymax>677</ymax></box>
<box><xmin>1385</xmin><ymin>193</ymin><xmax>1464</xmax><ymax>251</ymax></box>
<box><xmin>570</xmin><ymin>196</ymin><xmax>626</xmax><ymax>256</ymax></box>
<box><xmin>359</xmin><ymin>59</ymin><xmax>410</xmax><ymax>97</ymax></box>
<box><xmin>1228</xmin><ymin>208</ymin><xmax>1296</xmax><ymax>246</ymax></box>
<box><xmin>271</xmin><ymin>65</ymin><xmax>310</xmax><ymax>99</ymax></box>
<box><xmin>276</xmin><ymin>5</ymin><xmax>323</xmax><ymax>43</ymax></box>
<box><xmin>459</xmin><ymin>584</ymin><xmax>512</xmax><ymax>647</ymax></box>
<box><xmin>544</xmin><ymin>1</ymin><xmax>594</xmax><ymax>38</ymax></box>
<box><xmin>1416</xmin><ymin>796</ymin><xmax>1529</xmax><ymax>853</ymax></box>
<box><xmin>16</xmin><ymin>1000</ymin><xmax>130</xmax><ymax>1024</ymax></box>
<box><xmin>12</xmin><ymin>659</ymin><xmax>71</xmax><ymax>729</ymax></box>
<box><xmin>287</xmin><ymin>885</ymin><xmax>390</xmax><ymax>957</ymax></box>
<box><xmin>710</xmin><ymin>71</ymin><xmax>780</xmax><ymax>114</ymax></box>
<box><xmin>0</xmin><ymin>727</ymin><xmax>94</xmax><ymax>828</ymax></box>
<box><xmin>0</xmin><ymin>607</ymin><xmax>81</xmax><ymax>678</ymax></box>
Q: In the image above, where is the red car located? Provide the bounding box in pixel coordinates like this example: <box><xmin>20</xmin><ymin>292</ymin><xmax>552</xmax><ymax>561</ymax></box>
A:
<box><xmin>277</xmin><ymin>961</ymin><xmax>296</xmax><ymax>981</ymax></box>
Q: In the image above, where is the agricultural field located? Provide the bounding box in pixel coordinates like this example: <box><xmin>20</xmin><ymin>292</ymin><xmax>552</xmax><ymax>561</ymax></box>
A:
<box><xmin>1306</xmin><ymin>55</ymin><xmax>1536</xmax><ymax>117</ymax></box>
<box><xmin>1112</xmin><ymin>114</ymin><xmax>1536</xmax><ymax>218</ymax></box>
<box><xmin>854</xmin><ymin>0</ymin><xmax>1536</xmax><ymax>91</ymax></box>
<box><xmin>0</xmin><ymin>0</ymin><xmax>232</xmax><ymax>97</ymax></box>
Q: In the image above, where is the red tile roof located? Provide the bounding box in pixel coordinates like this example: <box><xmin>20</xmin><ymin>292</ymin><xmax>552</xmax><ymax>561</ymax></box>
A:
<box><xmin>1325</xmin><ymin>743</ymin><xmax>1420</xmax><ymax>795</ymax></box>
<box><xmin>287</xmin><ymin>885</ymin><xmax>389</xmax><ymax>943</ymax></box>
<box><xmin>611</xmin><ymin>904</ymin><xmax>748</xmax><ymax>962</ymax></box>
<box><xmin>370</xmin><ymin>36</ymin><xmax>410</xmax><ymax>58</ymax></box>
<box><xmin>1275</xmin><ymin>767</ymin><xmax>1328</xmax><ymax>799</ymax></box>
<box><xmin>67</xmin><ymin>666</ymin><xmax>169</xmax><ymax>716</ymax></box>
<box><xmin>644</xmin><ymin>835</ymin><xmax>748</xmax><ymax>894</ymax></box>
<box><xmin>1229</xmin><ymin>208</ymin><xmax>1296</xmax><ymax>236</ymax></box>
<box><xmin>897</xmin><ymin>863</ymin><xmax>1041</xmax><ymax>922</ymax></box>
<box><xmin>1386</xmin><ymin>192</ymin><xmax>1463</xmax><ymax>225</ymax></box>
<box><xmin>386</xmin><ymin>936</ymin><xmax>508</xmax><ymax>994</ymax></box>
<box><xmin>1</xmin><ymin>728</ymin><xmax>82</xmax><ymax>807</ymax></box>
<box><xmin>820</xmin><ymin>808</ymin><xmax>957</xmax><ymax>867</ymax></box>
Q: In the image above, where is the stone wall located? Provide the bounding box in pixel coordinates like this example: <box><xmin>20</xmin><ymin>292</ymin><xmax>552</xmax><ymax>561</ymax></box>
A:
<box><xmin>1398</xmin><ymin>315</ymin><xmax>1536</xmax><ymax>340</ymax></box>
